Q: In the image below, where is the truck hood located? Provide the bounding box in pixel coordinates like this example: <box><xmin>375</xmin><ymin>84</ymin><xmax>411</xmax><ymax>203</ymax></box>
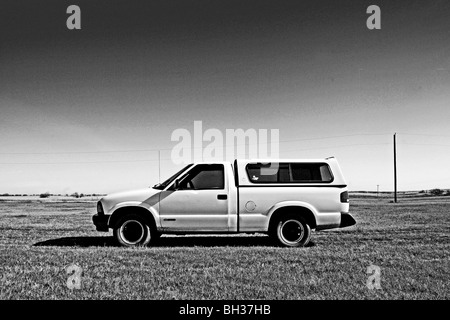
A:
<box><xmin>100</xmin><ymin>188</ymin><xmax>161</xmax><ymax>213</ymax></box>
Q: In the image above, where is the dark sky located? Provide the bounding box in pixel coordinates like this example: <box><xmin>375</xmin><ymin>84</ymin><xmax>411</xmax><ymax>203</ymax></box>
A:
<box><xmin>1</xmin><ymin>0</ymin><xmax>450</xmax><ymax>193</ymax></box>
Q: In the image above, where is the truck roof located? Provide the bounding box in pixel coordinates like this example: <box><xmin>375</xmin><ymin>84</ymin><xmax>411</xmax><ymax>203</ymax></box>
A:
<box><xmin>189</xmin><ymin>158</ymin><xmax>337</xmax><ymax>164</ymax></box>
<box><xmin>239</xmin><ymin>158</ymin><xmax>335</xmax><ymax>163</ymax></box>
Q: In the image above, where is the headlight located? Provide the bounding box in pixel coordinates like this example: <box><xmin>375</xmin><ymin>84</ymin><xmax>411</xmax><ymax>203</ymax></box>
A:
<box><xmin>97</xmin><ymin>201</ymin><xmax>104</xmax><ymax>215</ymax></box>
<box><xmin>340</xmin><ymin>191</ymin><xmax>349</xmax><ymax>203</ymax></box>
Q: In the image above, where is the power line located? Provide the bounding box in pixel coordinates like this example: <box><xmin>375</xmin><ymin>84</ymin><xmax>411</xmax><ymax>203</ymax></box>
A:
<box><xmin>278</xmin><ymin>133</ymin><xmax>390</xmax><ymax>144</ymax></box>
<box><xmin>0</xmin><ymin>142</ymin><xmax>391</xmax><ymax>165</ymax></box>
<box><xmin>0</xmin><ymin>133</ymin><xmax>391</xmax><ymax>155</ymax></box>
<box><xmin>0</xmin><ymin>148</ymin><xmax>163</xmax><ymax>155</ymax></box>
<box><xmin>397</xmin><ymin>133</ymin><xmax>450</xmax><ymax>138</ymax></box>
<box><xmin>279</xmin><ymin>142</ymin><xmax>390</xmax><ymax>153</ymax></box>
<box><xmin>2</xmin><ymin>132</ymin><xmax>449</xmax><ymax>165</ymax></box>
<box><xmin>401</xmin><ymin>143</ymin><xmax>450</xmax><ymax>147</ymax></box>
<box><xmin>1</xmin><ymin>132</ymin><xmax>448</xmax><ymax>155</ymax></box>
<box><xmin>0</xmin><ymin>159</ymin><xmax>162</xmax><ymax>165</ymax></box>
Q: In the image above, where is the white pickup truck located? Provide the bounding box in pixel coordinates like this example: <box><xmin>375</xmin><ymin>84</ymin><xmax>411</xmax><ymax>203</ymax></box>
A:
<box><xmin>93</xmin><ymin>158</ymin><xmax>355</xmax><ymax>247</ymax></box>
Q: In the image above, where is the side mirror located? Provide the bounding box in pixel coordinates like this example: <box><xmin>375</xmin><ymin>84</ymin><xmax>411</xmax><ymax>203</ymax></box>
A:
<box><xmin>174</xmin><ymin>179</ymin><xmax>180</xmax><ymax>190</ymax></box>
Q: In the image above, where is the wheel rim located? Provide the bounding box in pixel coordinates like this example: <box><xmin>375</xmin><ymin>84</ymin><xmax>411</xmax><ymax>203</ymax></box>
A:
<box><xmin>280</xmin><ymin>219</ymin><xmax>304</xmax><ymax>244</ymax></box>
<box><xmin>119</xmin><ymin>220</ymin><xmax>145</xmax><ymax>245</ymax></box>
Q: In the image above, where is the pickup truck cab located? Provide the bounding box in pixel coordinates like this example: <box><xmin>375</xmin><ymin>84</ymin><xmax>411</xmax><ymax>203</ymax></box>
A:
<box><xmin>93</xmin><ymin>158</ymin><xmax>355</xmax><ymax>247</ymax></box>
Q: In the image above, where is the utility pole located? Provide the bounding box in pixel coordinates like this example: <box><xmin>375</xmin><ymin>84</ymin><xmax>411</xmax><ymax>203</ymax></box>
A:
<box><xmin>393</xmin><ymin>133</ymin><xmax>397</xmax><ymax>203</ymax></box>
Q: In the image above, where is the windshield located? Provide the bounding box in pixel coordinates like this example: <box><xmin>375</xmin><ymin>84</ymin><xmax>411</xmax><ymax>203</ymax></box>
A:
<box><xmin>152</xmin><ymin>164</ymin><xmax>193</xmax><ymax>190</ymax></box>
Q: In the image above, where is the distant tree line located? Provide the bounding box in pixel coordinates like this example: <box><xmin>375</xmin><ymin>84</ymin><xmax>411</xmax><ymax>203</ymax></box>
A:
<box><xmin>419</xmin><ymin>189</ymin><xmax>450</xmax><ymax>196</ymax></box>
<box><xmin>0</xmin><ymin>193</ymin><xmax>106</xmax><ymax>197</ymax></box>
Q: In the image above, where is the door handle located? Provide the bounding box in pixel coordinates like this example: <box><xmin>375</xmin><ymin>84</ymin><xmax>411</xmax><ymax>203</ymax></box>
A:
<box><xmin>217</xmin><ymin>194</ymin><xmax>227</xmax><ymax>200</ymax></box>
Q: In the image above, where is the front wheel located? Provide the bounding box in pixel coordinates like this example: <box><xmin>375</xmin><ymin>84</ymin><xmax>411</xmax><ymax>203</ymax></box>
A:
<box><xmin>113</xmin><ymin>214</ymin><xmax>152</xmax><ymax>247</ymax></box>
<box><xmin>273</xmin><ymin>215</ymin><xmax>311</xmax><ymax>247</ymax></box>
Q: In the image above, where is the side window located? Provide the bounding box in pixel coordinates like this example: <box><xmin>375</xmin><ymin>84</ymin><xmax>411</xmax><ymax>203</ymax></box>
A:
<box><xmin>246</xmin><ymin>162</ymin><xmax>333</xmax><ymax>183</ymax></box>
<box><xmin>247</xmin><ymin>163</ymin><xmax>276</xmax><ymax>182</ymax></box>
<box><xmin>247</xmin><ymin>163</ymin><xmax>289</xmax><ymax>183</ymax></box>
<box><xmin>179</xmin><ymin>164</ymin><xmax>224</xmax><ymax>190</ymax></box>
<box><xmin>290</xmin><ymin>163</ymin><xmax>332</xmax><ymax>182</ymax></box>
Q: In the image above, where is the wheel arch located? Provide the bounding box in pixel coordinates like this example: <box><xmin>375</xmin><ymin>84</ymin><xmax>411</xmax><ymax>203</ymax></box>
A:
<box><xmin>268</xmin><ymin>203</ymin><xmax>318</xmax><ymax>233</ymax></box>
<box><xmin>108</xmin><ymin>205</ymin><xmax>158</xmax><ymax>231</ymax></box>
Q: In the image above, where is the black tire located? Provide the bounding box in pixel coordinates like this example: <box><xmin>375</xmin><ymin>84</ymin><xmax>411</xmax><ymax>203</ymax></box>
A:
<box><xmin>153</xmin><ymin>231</ymin><xmax>162</xmax><ymax>241</ymax></box>
<box><xmin>113</xmin><ymin>214</ymin><xmax>153</xmax><ymax>247</ymax></box>
<box><xmin>272</xmin><ymin>214</ymin><xmax>311</xmax><ymax>247</ymax></box>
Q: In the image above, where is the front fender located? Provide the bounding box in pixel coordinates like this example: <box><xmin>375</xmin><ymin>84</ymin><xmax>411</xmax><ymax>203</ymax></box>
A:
<box><xmin>107</xmin><ymin>201</ymin><xmax>161</xmax><ymax>229</ymax></box>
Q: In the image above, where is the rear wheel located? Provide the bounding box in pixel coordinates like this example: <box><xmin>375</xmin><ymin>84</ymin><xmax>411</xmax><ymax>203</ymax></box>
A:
<box><xmin>113</xmin><ymin>214</ymin><xmax>152</xmax><ymax>247</ymax></box>
<box><xmin>272</xmin><ymin>215</ymin><xmax>311</xmax><ymax>247</ymax></box>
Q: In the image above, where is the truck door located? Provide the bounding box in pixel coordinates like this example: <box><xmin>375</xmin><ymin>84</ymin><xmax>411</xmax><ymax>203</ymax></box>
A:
<box><xmin>159</xmin><ymin>164</ymin><xmax>229</xmax><ymax>231</ymax></box>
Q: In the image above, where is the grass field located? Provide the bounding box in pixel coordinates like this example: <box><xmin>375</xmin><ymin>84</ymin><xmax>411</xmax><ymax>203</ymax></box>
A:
<box><xmin>0</xmin><ymin>195</ymin><xmax>449</xmax><ymax>299</ymax></box>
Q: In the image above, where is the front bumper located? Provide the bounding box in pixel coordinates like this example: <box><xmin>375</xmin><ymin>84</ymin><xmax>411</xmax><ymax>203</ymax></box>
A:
<box><xmin>92</xmin><ymin>214</ymin><xmax>110</xmax><ymax>232</ymax></box>
<box><xmin>339</xmin><ymin>212</ymin><xmax>356</xmax><ymax>228</ymax></box>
